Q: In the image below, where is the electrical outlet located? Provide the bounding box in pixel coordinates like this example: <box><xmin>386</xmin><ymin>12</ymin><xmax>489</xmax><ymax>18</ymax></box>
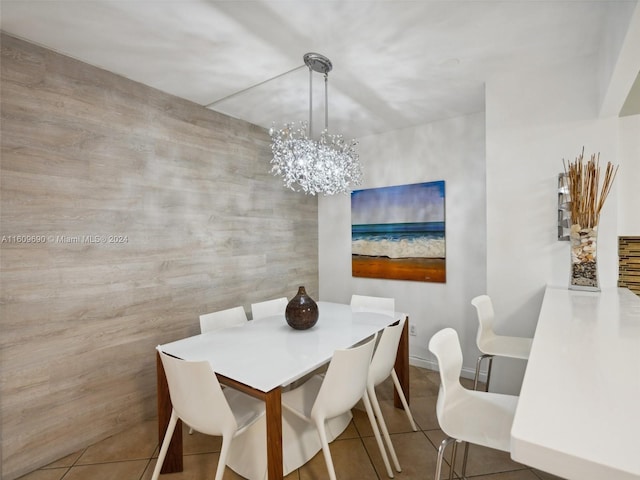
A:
<box><xmin>409</xmin><ymin>325</ymin><xmax>417</xmax><ymax>336</ymax></box>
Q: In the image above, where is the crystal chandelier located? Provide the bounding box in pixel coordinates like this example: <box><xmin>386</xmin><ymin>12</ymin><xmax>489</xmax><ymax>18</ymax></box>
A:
<box><xmin>269</xmin><ymin>53</ymin><xmax>362</xmax><ymax>195</ymax></box>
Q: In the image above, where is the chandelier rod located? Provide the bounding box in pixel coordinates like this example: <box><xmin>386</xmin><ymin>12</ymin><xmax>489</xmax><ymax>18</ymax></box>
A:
<box><xmin>307</xmin><ymin>66</ymin><xmax>330</xmax><ymax>136</ymax></box>
<box><xmin>304</xmin><ymin>52</ymin><xmax>333</xmax><ymax>138</ymax></box>
<box><xmin>324</xmin><ymin>72</ymin><xmax>329</xmax><ymax>131</ymax></box>
<box><xmin>205</xmin><ymin>64</ymin><xmax>306</xmax><ymax>108</ymax></box>
<box><xmin>309</xmin><ymin>63</ymin><xmax>313</xmax><ymax>137</ymax></box>
<box><xmin>309</xmin><ymin>67</ymin><xmax>329</xmax><ymax>137</ymax></box>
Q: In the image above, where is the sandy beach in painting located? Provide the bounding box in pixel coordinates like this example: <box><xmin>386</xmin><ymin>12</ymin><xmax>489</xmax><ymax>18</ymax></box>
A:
<box><xmin>352</xmin><ymin>255</ymin><xmax>446</xmax><ymax>283</ymax></box>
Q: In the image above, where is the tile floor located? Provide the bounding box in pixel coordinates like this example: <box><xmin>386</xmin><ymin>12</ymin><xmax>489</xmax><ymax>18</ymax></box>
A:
<box><xmin>18</xmin><ymin>366</ymin><xmax>562</xmax><ymax>480</ymax></box>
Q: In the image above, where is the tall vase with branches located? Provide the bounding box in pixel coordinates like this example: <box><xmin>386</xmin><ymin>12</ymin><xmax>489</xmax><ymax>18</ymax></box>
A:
<box><xmin>563</xmin><ymin>148</ymin><xmax>618</xmax><ymax>291</ymax></box>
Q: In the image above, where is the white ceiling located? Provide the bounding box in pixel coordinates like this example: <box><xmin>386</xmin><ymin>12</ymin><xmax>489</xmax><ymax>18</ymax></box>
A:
<box><xmin>0</xmin><ymin>1</ymin><xmax>635</xmax><ymax>139</ymax></box>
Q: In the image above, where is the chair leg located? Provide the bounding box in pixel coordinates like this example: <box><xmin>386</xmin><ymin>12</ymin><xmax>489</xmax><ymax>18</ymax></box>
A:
<box><xmin>435</xmin><ymin>437</ymin><xmax>456</xmax><ymax>480</ymax></box>
<box><xmin>151</xmin><ymin>410</ymin><xmax>178</xmax><ymax>480</ymax></box>
<box><xmin>368</xmin><ymin>385</ymin><xmax>401</xmax><ymax>472</ymax></box>
<box><xmin>315</xmin><ymin>418</ymin><xmax>338</xmax><ymax>480</ymax></box>
<box><xmin>215</xmin><ymin>436</ymin><xmax>232</xmax><ymax>480</ymax></box>
<box><xmin>390</xmin><ymin>369</ymin><xmax>418</xmax><ymax>431</ymax></box>
<box><xmin>461</xmin><ymin>440</ymin><xmax>471</xmax><ymax>480</ymax></box>
<box><xmin>362</xmin><ymin>390</ymin><xmax>395</xmax><ymax>478</ymax></box>
<box><xmin>473</xmin><ymin>354</ymin><xmax>494</xmax><ymax>392</ymax></box>
<box><xmin>449</xmin><ymin>440</ymin><xmax>458</xmax><ymax>480</ymax></box>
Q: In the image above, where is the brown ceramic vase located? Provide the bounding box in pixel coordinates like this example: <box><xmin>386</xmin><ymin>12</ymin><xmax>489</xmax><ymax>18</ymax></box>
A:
<box><xmin>285</xmin><ymin>286</ymin><xmax>319</xmax><ymax>330</ymax></box>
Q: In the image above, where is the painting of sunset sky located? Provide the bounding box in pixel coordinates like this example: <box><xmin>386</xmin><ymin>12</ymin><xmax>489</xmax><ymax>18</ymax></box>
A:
<box><xmin>351</xmin><ymin>180</ymin><xmax>445</xmax><ymax>282</ymax></box>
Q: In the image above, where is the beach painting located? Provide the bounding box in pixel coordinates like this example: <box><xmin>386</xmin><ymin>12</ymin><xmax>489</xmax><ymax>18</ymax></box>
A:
<box><xmin>351</xmin><ymin>181</ymin><xmax>446</xmax><ymax>282</ymax></box>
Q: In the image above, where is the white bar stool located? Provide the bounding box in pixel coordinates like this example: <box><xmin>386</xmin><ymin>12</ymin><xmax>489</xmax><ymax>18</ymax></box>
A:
<box><xmin>471</xmin><ymin>295</ymin><xmax>532</xmax><ymax>392</ymax></box>
<box><xmin>428</xmin><ymin>328</ymin><xmax>519</xmax><ymax>480</ymax></box>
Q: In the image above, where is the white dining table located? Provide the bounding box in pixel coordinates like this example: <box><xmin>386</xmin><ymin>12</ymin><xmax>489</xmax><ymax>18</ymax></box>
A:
<box><xmin>155</xmin><ymin>301</ymin><xmax>409</xmax><ymax>479</ymax></box>
<box><xmin>511</xmin><ymin>286</ymin><xmax>640</xmax><ymax>480</ymax></box>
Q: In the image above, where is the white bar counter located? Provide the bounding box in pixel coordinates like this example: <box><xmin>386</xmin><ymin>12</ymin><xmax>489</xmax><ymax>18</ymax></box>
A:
<box><xmin>511</xmin><ymin>286</ymin><xmax>640</xmax><ymax>479</ymax></box>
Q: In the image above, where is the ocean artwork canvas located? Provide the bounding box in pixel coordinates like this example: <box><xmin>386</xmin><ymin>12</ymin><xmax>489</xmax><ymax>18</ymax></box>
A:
<box><xmin>351</xmin><ymin>180</ymin><xmax>445</xmax><ymax>282</ymax></box>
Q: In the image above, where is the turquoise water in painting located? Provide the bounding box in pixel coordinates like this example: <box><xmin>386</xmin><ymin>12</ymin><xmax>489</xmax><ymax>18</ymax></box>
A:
<box><xmin>352</xmin><ymin>222</ymin><xmax>445</xmax><ymax>259</ymax></box>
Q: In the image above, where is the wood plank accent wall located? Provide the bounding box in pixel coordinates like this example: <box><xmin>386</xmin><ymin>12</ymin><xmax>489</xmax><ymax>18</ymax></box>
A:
<box><xmin>619</xmin><ymin>237</ymin><xmax>640</xmax><ymax>296</ymax></box>
<box><xmin>0</xmin><ymin>33</ymin><xmax>318</xmax><ymax>480</ymax></box>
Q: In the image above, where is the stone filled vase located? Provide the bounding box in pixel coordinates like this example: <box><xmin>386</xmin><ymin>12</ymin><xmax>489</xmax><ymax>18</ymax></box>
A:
<box><xmin>285</xmin><ymin>286</ymin><xmax>319</xmax><ymax>330</ymax></box>
<box><xmin>569</xmin><ymin>224</ymin><xmax>600</xmax><ymax>291</ymax></box>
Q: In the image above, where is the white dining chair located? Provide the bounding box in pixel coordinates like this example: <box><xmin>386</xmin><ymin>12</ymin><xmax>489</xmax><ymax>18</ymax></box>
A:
<box><xmin>281</xmin><ymin>336</ymin><xmax>379</xmax><ymax>480</ymax></box>
<box><xmin>350</xmin><ymin>295</ymin><xmax>416</xmax><ymax>474</ymax></box>
<box><xmin>199</xmin><ymin>305</ymin><xmax>248</xmax><ymax>333</ymax></box>
<box><xmin>366</xmin><ymin>316</ymin><xmax>418</xmax><ymax>476</ymax></box>
<box><xmin>350</xmin><ymin>294</ymin><xmax>395</xmax><ymax>316</ymax></box>
<box><xmin>471</xmin><ymin>295</ymin><xmax>532</xmax><ymax>391</ymax></box>
<box><xmin>428</xmin><ymin>328</ymin><xmax>519</xmax><ymax>480</ymax></box>
<box><xmin>153</xmin><ymin>347</ymin><xmax>265</xmax><ymax>480</ymax></box>
<box><xmin>187</xmin><ymin>306</ymin><xmax>249</xmax><ymax>434</ymax></box>
<box><xmin>250</xmin><ymin>297</ymin><xmax>287</xmax><ymax>320</ymax></box>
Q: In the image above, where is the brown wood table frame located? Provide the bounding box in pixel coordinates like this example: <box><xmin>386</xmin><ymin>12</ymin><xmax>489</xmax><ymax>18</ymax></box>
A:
<box><xmin>156</xmin><ymin>317</ymin><xmax>409</xmax><ymax>479</ymax></box>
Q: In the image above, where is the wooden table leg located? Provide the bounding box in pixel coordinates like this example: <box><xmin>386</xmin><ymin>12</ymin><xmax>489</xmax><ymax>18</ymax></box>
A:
<box><xmin>156</xmin><ymin>351</ymin><xmax>183</xmax><ymax>473</ymax></box>
<box><xmin>265</xmin><ymin>387</ymin><xmax>283</xmax><ymax>480</ymax></box>
<box><xmin>217</xmin><ymin>376</ymin><xmax>284</xmax><ymax>479</ymax></box>
<box><xmin>394</xmin><ymin>316</ymin><xmax>410</xmax><ymax>409</ymax></box>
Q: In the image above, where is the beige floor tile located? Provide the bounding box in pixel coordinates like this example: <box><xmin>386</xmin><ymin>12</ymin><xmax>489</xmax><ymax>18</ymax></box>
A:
<box><xmin>531</xmin><ymin>469</ymin><xmax>566</xmax><ymax>480</ymax></box>
<box><xmin>363</xmin><ymin>430</ymin><xmax>451</xmax><ymax>480</ymax></box>
<box><xmin>77</xmin><ymin>418</ymin><xmax>158</xmax><ymax>464</ymax></box>
<box><xmin>64</xmin><ymin>459</ymin><xmax>148</xmax><ymax>480</ymax></box>
<box><xmin>17</xmin><ymin>469</ymin><xmax>69</xmax><ymax>480</ymax></box>
<box><xmin>42</xmin><ymin>449</ymin><xmax>84</xmax><ymax>468</ymax></box>
<box><xmin>408</xmin><ymin>365</ymin><xmax>442</xmax><ymax>398</ymax></box>
<box><xmin>406</xmin><ymin>393</ymin><xmax>441</xmax><ymax>431</ymax></box>
<box><xmin>369</xmin><ymin>376</ymin><xmax>395</xmax><ymax>402</ymax></box>
<box><xmin>142</xmin><ymin>453</ymin><xmax>219</xmax><ymax>480</ymax></box>
<box><xmin>453</xmin><ymin>442</ymin><xmax>528</xmax><ymax>478</ymax></box>
<box><xmin>460</xmin><ymin>375</ymin><xmax>486</xmax><ymax>391</ymax></box>
<box><xmin>334</xmin><ymin>418</ymin><xmax>360</xmax><ymax>440</ymax></box>
<box><xmin>351</xmin><ymin>404</ymin><xmax>375</xmax><ymax>436</ymax></box>
<box><xmin>370</xmin><ymin>366</ymin><xmax>440</xmax><ymax>403</ymax></box>
<box><xmin>426</xmin><ymin>430</ymin><xmax>527</xmax><ymax>478</ymax></box>
<box><xmin>298</xmin><ymin>438</ymin><xmax>377</xmax><ymax>480</ymax></box>
<box><xmin>472</xmin><ymin>470</ymin><xmax>542</xmax><ymax>480</ymax></box>
<box><xmin>181</xmin><ymin>428</ymin><xmax>222</xmax><ymax>455</ymax></box>
<box><xmin>143</xmin><ymin>453</ymin><xmax>299</xmax><ymax>480</ymax></box>
<box><xmin>352</xmin><ymin>399</ymin><xmax>417</xmax><ymax>437</ymax></box>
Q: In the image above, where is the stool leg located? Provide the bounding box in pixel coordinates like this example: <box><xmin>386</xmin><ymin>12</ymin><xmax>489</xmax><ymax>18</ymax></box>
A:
<box><xmin>462</xmin><ymin>441</ymin><xmax>469</xmax><ymax>477</ymax></box>
<box><xmin>435</xmin><ymin>437</ymin><xmax>456</xmax><ymax>480</ymax></box>
<box><xmin>449</xmin><ymin>440</ymin><xmax>458</xmax><ymax>480</ymax></box>
<box><xmin>461</xmin><ymin>440</ymin><xmax>472</xmax><ymax>479</ymax></box>
<box><xmin>484</xmin><ymin>356</ymin><xmax>494</xmax><ymax>392</ymax></box>
<box><xmin>474</xmin><ymin>354</ymin><xmax>494</xmax><ymax>391</ymax></box>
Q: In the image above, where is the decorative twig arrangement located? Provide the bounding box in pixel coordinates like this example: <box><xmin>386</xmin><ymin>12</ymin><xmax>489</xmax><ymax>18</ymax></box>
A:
<box><xmin>563</xmin><ymin>147</ymin><xmax>618</xmax><ymax>229</ymax></box>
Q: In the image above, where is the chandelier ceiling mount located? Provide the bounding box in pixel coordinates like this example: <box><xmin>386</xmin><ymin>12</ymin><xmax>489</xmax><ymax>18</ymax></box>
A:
<box><xmin>269</xmin><ymin>52</ymin><xmax>362</xmax><ymax>196</ymax></box>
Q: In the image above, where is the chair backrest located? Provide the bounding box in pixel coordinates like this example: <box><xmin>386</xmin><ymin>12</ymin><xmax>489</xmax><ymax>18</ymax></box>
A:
<box><xmin>350</xmin><ymin>294</ymin><xmax>395</xmax><ymax>316</ymax></box>
<box><xmin>199</xmin><ymin>306</ymin><xmax>248</xmax><ymax>333</ymax></box>
<box><xmin>368</xmin><ymin>317</ymin><xmax>406</xmax><ymax>387</ymax></box>
<box><xmin>428</xmin><ymin>328</ymin><xmax>464</xmax><ymax>414</ymax></box>
<box><xmin>157</xmin><ymin>347</ymin><xmax>237</xmax><ymax>437</ymax></box>
<box><xmin>251</xmin><ymin>297</ymin><xmax>287</xmax><ymax>320</ymax></box>
<box><xmin>311</xmin><ymin>335</ymin><xmax>376</xmax><ymax>422</ymax></box>
<box><xmin>471</xmin><ymin>295</ymin><xmax>496</xmax><ymax>349</ymax></box>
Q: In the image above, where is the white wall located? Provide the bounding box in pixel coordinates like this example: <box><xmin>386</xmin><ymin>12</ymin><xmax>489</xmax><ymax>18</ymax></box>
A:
<box><xmin>485</xmin><ymin>55</ymin><xmax>621</xmax><ymax>394</ymax></box>
<box><xmin>598</xmin><ymin>1</ymin><xmax>639</xmax><ymax>116</ymax></box>
<box><xmin>318</xmin><ymin>112</ymin><xmax>487</xmax><ymax>375</ymax></box>
<box><xmin>618</xmin><ymin>114</ymin><xmax>640</xmax><ymax>235</ymax></box>
<box><xmin>318</xmin><ymin>7</ymin><xmax>638</xmax><ymax>393</ymax></box>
